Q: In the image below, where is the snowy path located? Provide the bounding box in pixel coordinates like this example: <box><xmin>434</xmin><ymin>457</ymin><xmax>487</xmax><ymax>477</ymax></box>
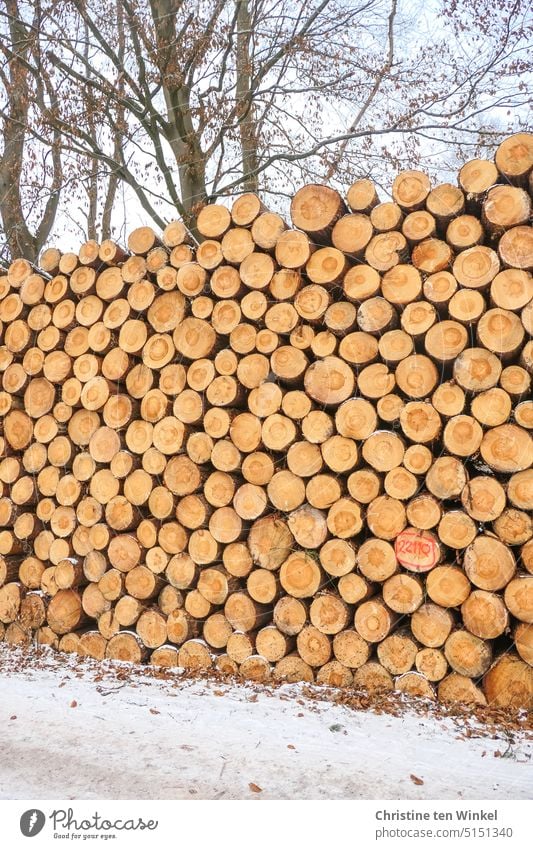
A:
<box><xmin>0</xmin><ymin>645</ymin><xmax>531</xmax><ymax>800</ymax></box>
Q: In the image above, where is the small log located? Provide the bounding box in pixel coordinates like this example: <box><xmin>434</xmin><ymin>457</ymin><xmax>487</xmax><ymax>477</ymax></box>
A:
<box><xmin>402</xmin><ymin>210</ymin><xmax>436</xmax><ymax>244</ymax></box>
<box><xmin>356</xmin><ymin>538</ymin><xmax>397</xmax><ymax>582</ymax></box>
<box><xmin>331</xmin><ymin>213</ymin><xmax>373</xmax><ymax>256</ymax></box>
<box><xmin>514</xmin><ymin>623</ymin><xmax>533</xmax><ymax>665</ymax></box>
<box><xmin>494</xmin><ymin>132</ymin><xmax>533</xmax><ymax>185</ymax></box>
<box><xmin>461</xmin><ymin>590</ymin><xmax>509</xmax><ymax>639</ymax></box>
<box><xmin>290</xmin><ymin>184</ymin><xmax>346</xmax><ymax>241</ymax></box>
<box><xmin>463</xmin><ymin>535</ymin><xmax>516</xmax><ymax>591</ymax></box>
<box><xmin>382</xmin><ymin>573</ymin><xmax>423</xmax><ymax>613</ymax></box>
<box><xmin>353</xmin><ymin>662</ymin><xmax>393</xmax><ymax>693</ymax></box>
<box><xmin>444</xmin><ymin>630</ymin><xmax>492</xmax><ymax>678</ymax></box>
<box><xmin>316</xmin><ymin>661</ymin><xmax>353</xmax><ymax>688</ymax></box>
<box><xmin>377</xmin><ymin>631</ymin><xmax>418</xmax><ymax>675</ymax></box>
<box><xmin>273</xmin><ymin>654</ymin><xmax>314</xmax><ymax>683</ymax></box>
<box><xmin>365</xmin><ymin>232</ymin><xmax>407</xmax><ymax>272</ymax></box>
<box><xmin>346</xmin><ymin>178</ymin><xmax>379</xmax><ymax>213</ymax></box>
<box><xmin>106</xmin><ymin>632</ymin><xmax>148</xmax><ymax>663</ymax></box>
<box><xmin>370</xmin><ymin>202</ymin><xmax>403</xmax><ymax>233</ymax></box>
<box><xmin>483</xmin><ymin>654</ymin><xmax>532</xmax><ymax>709</ymax></box>
<box><xmin>426</xmin><ymin>564</ymin><xmax>471</xmax><ymax>607</ymax></box>
<box><xmin>354</xmin><ymin>598</ymin><xmax>397</xmax><ymax>643</ymax></box>
<box><xmin>251</xmin><ymin>212</ymin><xmax>286</xmax><ymax>251</ymax></box>
<box><xmin>438</xmin><ymin>674</ymin><xmax>486</xmax><ymax>706</ymax></box>
<box><xmin>392</xmin><ymin>170</ymin><xmax>431</xmax><ymax>210</ymax></box>
<box><xmin>231</xmin><ymin>193</ymin><xmax>265</xmax><ymax>227</ymax></box>
<box><xmin>296</xmin><ymin>624</ymin><xmax>331</xmax><ymax>666</ymax></box>
<box><xmin>446</xmin><ymin>215</ymin><xmax>484</xmax><ymax>251</ymax></box>
<box><xmin>410</xmin><ymin>603</ymin><xmax>454</xmax><ymax>648</ymax></box>
<box><xmin>332</xmin><ymin>630</ymin><xmax>370</xmax><ymax>669</ymax></box>
<box><xmin>504</xmin><ymin>576</ymin><xmax>533</xmax><ymax>623</ymax></box>
<box><xmin>415</xmin><ymin>648</ymin><xmax>448</xmax><ymax>683</ymax></box>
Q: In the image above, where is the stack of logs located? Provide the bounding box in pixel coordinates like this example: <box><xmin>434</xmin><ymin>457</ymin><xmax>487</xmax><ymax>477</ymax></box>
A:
<box><xmin>0</xmin><ymin>133</ymin><xmax>532</xmax><ymax>710</ymax></box>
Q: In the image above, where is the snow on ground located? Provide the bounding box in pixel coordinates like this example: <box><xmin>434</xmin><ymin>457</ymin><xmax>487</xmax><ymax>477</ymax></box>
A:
<box><xmin>0</xmin><ymin>644</ymin><xmax>531</xmax><ymax>800</ymax></box>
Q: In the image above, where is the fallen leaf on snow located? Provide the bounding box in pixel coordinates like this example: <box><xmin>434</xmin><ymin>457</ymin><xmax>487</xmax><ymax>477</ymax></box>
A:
<box><xmin>249</xmin><ymin>783</ymin><xmax>262</xmax><ymax>793</ymax></box>
<box><xmin>70</xmin><ymin>700</ymin><xmax>77</xmax><ymax>708</ymax></box>
<box><xmin>410</xmin><ymin>774</ymin><xmax>424</xmax><ymax>785</ymax></box>
<box><xmin>149</xmin><ymin>708</ymin><xmax>160</xmax><ymax>715</ymax></box>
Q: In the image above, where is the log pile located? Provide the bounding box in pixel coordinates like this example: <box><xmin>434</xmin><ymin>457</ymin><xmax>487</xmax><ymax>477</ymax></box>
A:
<box><xmin>0</xmin><ymin>133</ymin><xmax>532</xmax><ymax>710</ymax></box>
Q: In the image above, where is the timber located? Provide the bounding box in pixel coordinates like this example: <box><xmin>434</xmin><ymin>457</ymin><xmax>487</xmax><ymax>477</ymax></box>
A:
<box><xmin>0</xmin><ymin>131</ymin><xmax>531</xmax><ymax>710</ymax></box>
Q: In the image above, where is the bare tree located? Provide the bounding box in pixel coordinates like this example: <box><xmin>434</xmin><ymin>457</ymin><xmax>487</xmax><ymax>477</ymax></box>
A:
<box><xmin>0</xmin><ymin>0</ymin><xmax>62</xmax><ymax>262</ymax></box>
<box><xmin>0</xmin><ymin>0</ymin><xmax>531</xmax><ymax>254</ymax></box>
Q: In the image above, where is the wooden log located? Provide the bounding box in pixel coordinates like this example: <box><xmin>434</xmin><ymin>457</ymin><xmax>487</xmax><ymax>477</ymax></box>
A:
<box><xmin>395</xmin><ymin>672</ymin><xmax>436</xmax><ymax>700</ymax></box>
<box><xmin>498</xmin><ymin>226</ymin><xmax>533</xmax><ymax>271</ymax></box>
<box><xmin>412</xmin><ymin>239</ymin><xmax>452</xmax><ymax>274</ymax></box>
<box><xmin>366</xmin><ymin>495</ymin><xmax>406</xmax><ymax>541</ymax></box>
<box><xmin>477</xmin><ymin>307</ymin><xmax>524</xmax><ymax>358</ymax></box>
<box><xmin>494</xmin><ymin>132</ymin><xmax>533</xmax><ymax>186</ymax></box>
<box><xmin>343</xmin><ymin>264</ymin><xmax>380</xmax><ymax>302</ymax></box>
<box><xmin>504</xmin><ymin>576</ymin><xmax>533</xmax><ymax>623</ymax></box>
<box><xmin>459</xmin><ymin>158</ymin><xmax>498</xmax><ymax>203</ymax></box>
<box><xmin>383</xmin><ymin>467</ymin><xmax>418</xmax><ymax>502</ymax></box>
<box><xmin>480</xmin><ymin>424</ymin><xmax>532</xmax><ymax>473</ymax></box>
<box><xmin>415</xmin><ymin>648</ymin><xmax>448</xmax><ymax>683</ymax></box>
<box><xmin>377</xmin><ymin>631</ymin><xmax>418</xmax><ymax>675</ymax></box>
<box><xmin>356</xmin><ymin>538</ymin><xmax>397</xmax><ymax>582</ymax></box>
<box><xmin>346</xmin><ymin>178</ymin><xmax>379</xmax><ymax>213</ymax></box>
<box><xmin>332</xmin><ymin>630</ymin><xmax>370</xmax><ymax>669</ymax></box>
<box><xmin>332</xmin><ymin>213</ymin><xmax>373</xmax><ymax>256</ymax></box>
<box><xmin>514</xmin><ymin>623</ymin><xmax>533</xmax><ymax>665</ymax></box>
<box><xmin>273</xmin><ymin>654</ymin><xmax>314</xmax><ymax>683</ymax></box>
<box><xmin>309</xmin><ymin>592</ymin><xmax>350</xmax><ymax>635</ymax></box>
<box><xmin>402</xmin><ymin>210</ymin><xmax>436</xmax><ymax>244</ymax></box>
<box><xmin>365</xmin><ymin>232</ymin><xmax>407</xmax><ymax>272</ymax></box>
<box><xmin>231</xmin><ymin>193</ymin><xmax>265</xmax><ymax>227</ymax></box>
<box><xmin>296</xmin><ymin>625</ymin><xmax>331</xmax><ymax>667</ymax></box>
<box><xmin>290</xmin><ymin>184</ymin><xmax>346</xmax><ymax>242</ymax></box>
<box><xmin>370</xmin><ymin>202</ymin><xmax>402</xmax><ymax>233</ymax></box>
<box><xmin>354</xmin><ymin>598</ymin><xmax>397</xmax><ymax>643</ymax></box>
<box><xmin>446</xmin><ymin>215</ymin><xmax>484</xmax><ymax>251</ymax></box>
<box><xmin>382</xmin><ymin>573</ymin><xmax>423</xmax><ymax>614</ymax></box>
<box><xmin>461</xmin><ymin>475</ymin><xmax>506</xmax><ymax>522</ymax></box>
<box><xmin>274</xmin><ymin>230</ymin><xmax>314</xmax><ymax>269</ymax></box>
<box><xmin>500</xmin><ymin>365</ymin><xmax>531</xmax><ymax>399</ymax></box>
<box><xmin>461</xmin><ymin>590</ymin><xmax>509</xmax><ymax>639</ymax></box>
<box><xmin>251</xmin><ymin>212</ymin><xmax>286</xmax><ymax>251</ymax></box>
<box><xmin>106</xmin><ymin>632</ymin><xmax>148</xmax><ymax>663</ymax></box>
<box><xmin>483</xmin><ymin>654</ymin><xmax>532</xmax><ymax>709</ymax></box>
<box><xmin>444</xmin><ymin>630</ymin><xmax>492</xmax><ymax>678</ymax></box>
<box><xmin>0</xmin><ymin>581</ymin><xmax>24</xmax><ymax>625</ymax></box>
<box><xmin>395</xmin><ymin>354</ymin><xmax>438</xmax><ymax>399</ymax></box>
<box><xmin>392</xmin><ymin>170</ymin><xmax>431</xmax><ymax>210</ymax></box>
<box><xmin>438</xmin><ymin>674</ymin><xmax>486</xmax><ymax>705</ymax></box>
<box><xmin>508</xmin><ymin>470</ymin><xmax>533</xmax><ymax>510</ymax></box>
<box><xmin>353</xmin><ymin>662</ymin><xmax>393</xmax><ymax>693</ymax></box>
<box><xmin>197</xmin><ymin>204</ymin><xmax>231</xmax><ymax>239</ymax></box>
<box><xmin>426</xmin><ymin>564</ymin><xmax>471</xmax><ymax>608</ymax></box>
<box><xmin>463</xmin><ymin>535</ymin><xmax>516</xmax><ymax>591</ymax></box>
<box><xmin>316</xmin><ymin>661</ymin><xmax>353</xmax><ymax>688</ymax></box>
<box><xmin>410</xmin><ymin>603</ymin><xmax>454</xmax><ymax>648</ymax></box>
<box><xmin>240</xmin><ymin>655</ymin><xmax>271</xmax><ymax>682</ymax></box>
<box><xmin>47</xmin><ymin>589</ymin><xmax>85</xmax><ymax>635</ymax></box>
<box><xmin>470</xmin><ymin>387</ymin><xmax>512</xmax><ymax>427</ymax></box>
